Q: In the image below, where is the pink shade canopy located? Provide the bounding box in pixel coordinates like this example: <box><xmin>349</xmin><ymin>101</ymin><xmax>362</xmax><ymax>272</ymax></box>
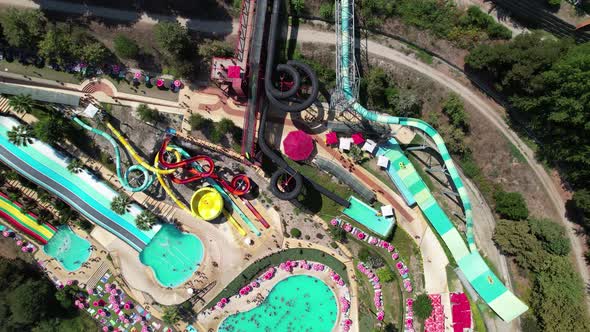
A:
<box><xmin>227</xmin><ymin>66</ymin><xmax>241</xmax><ymax>79</ymax></box>
<box><xmin>351</xmin><ymin>133</ymin><xmax>365</xmax><ymax>145</ymax></box>
<box><xmin>283</xmin><ymin>130</ymin><xmax>314</xmax><ymax>161</ymax></box>
<box><xmin>325</xmin><ymin>131</ymin><xmax>338</xmax><ymax>145</ymax></box>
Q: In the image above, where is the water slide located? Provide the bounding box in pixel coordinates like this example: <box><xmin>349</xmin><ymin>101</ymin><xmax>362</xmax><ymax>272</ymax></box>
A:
<box><xmin>0</xmin><ymin>192</ymin><xmax>56</xmax><ymax>244</ymax></box>
<box><xmin>336</xmin><ymin>0</ymin><xmax>527</xmax><ymax>321</ymax></box>
<box><xmin>73</xmin><ymin>117</ymin><xmax>156</xmax><ymax>192</ymax></box>
<box><xmin>0</xmin><ymin>117</ymin><xmax>150</xmax><ymax>251</ymax></box>
<box><xmin>154</xmin><ymin>146</ymin><xmax>252</xmax><ymax>237</ymax></box>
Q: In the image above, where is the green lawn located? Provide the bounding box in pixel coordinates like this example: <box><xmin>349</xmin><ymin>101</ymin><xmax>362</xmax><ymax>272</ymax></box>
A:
<box><xmin>0</xmin><ymin>59</ymin><xmax>81</xmax><ymax>83</ymax></box>
<box><xmin>360</xmin><ymin>158</ymin><xmax>397</xmax><ymax>192</ymax></box>
<box><xmin>104</xmin><ymin>77</ymin><xmax>179</xmax><ymax>102</ymax></box>
<box><xmin>286</xmin><ymin>160</ymin><xmax>354</xmax><ymax>221</ymax></box>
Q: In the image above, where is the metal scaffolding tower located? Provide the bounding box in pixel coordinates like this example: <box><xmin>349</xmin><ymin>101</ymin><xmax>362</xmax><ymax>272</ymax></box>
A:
<box><xmin>331</xmin><ymin>0</ymin><xmax>360</xmax><ymax>115</ymax></box>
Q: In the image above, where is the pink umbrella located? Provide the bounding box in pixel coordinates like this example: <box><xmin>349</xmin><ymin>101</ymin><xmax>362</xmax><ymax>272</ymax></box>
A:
<box><xmin>283</xmin><ymin>130</ymin><xmax>315</xmax><ymax>161</ymax></box>
<box><xmin>3</xmin><ymin>231</ymin><xmax>9</xmax><ymax>237</ymax></box>
<box><xmin>134</xmin><ymin>72</ymin><xmax>142</xmax><ymax>79</ymax></box>
<box><xmin>124</xmin><ymin>319</ymin><xmax>130</xmax><ymax>324</ymax></box>
<box><xmin>156</xmin><ymin>79</ymin><xmax>164</xmax><ymax>87</ymax></box>
<box><xmin>77</xmin><ymin>303</ymin><xmax>84</xmax><ymax>309</ymax></box>
<box><xmin>330</xmin><ymin>219</ymin><xmax>338</xmax><ymax>226</ymax></box>
<box><xmin>93</xmin><ymin>301</ymin><xmax>99</xmax><ymax>307</ymax></box>
<box><xmin>103</xmin><ymin>326</ymin><xmax>109</xmax><ymax>332</ymax></box>
<box><xmin>87</xmin><ymin>288</ymin><xmax>94</xmax><ymax>295</ymax></box>
<box><xmin>174</xmin><ymin>80</ymin><xmax>181</xmax><ymax>87</ymax></box>
<box><xmin>110</xmin><ymin>289</ymin><xmax>118</xmax><ymax>295</ymax></box>
<box><xmin>124</xmin><ymin>303</ymin><xmax>131</xmax><ymax>310</ymax></box>
<box><xmin>67</xmin><ymin>280</ymin><xmax>73</xmax><ymax>286</ymax></box>
<box><xmin>16</xmin><ymin>240</ymin><xmax>23</xmax><ymax>246</ymax></box>
<box><xmin>21</xmin><ymin>247</ymin><xmax>28</xmax><ymax>252</ymax></box>
<box><xmin>357</xmin><ymin>233</ymin><xmax>365</xmax><ymax>240</ymax></box>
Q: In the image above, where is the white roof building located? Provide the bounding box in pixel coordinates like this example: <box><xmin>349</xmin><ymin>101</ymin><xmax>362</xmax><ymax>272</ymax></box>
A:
<box><xmin>362</xmin><ymin>139</ymin><xmax>377</xmax><ymax>154</ymax></box>
<box><xmin>377</xmin><ymin>155</ymin><xmax>389</xmax><ymax>168</ymax></box>
<box><xmin>381</xmin><ymin>205</ymin><xmax>394</xmax><ymax>218</ymax></box>
<box><xmin>339</xmin><ymin>137</ymin><xmax>352</xmax><ymax>151</ymax></box>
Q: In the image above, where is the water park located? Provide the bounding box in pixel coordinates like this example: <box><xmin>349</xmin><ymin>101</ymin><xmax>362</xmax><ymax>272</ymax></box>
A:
<box><xmin>0</xmin><ymin>1</ymin><xmax>540</xmax><ymax>332</ymax></box>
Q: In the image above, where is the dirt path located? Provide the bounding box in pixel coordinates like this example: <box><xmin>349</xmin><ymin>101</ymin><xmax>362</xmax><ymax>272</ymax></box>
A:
<box><xmin>294</xmin><ymin>27</ymin><xmax>590</xmax><ymax>303</ymax></box>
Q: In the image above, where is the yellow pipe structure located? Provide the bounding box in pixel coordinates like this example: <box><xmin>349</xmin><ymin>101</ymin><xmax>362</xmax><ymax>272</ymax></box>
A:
<box><xmin>107</xmin><ymin>122</ymin><xmax>175</xmax><ymax>175</ymax></box>
<box><xmin>153</xmin><ymin>150</ymin><xmax>247</xmax><ymax>237</ymax></box>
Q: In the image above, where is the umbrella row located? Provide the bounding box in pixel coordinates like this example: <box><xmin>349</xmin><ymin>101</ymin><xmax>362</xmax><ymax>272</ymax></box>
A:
<box><xmin>356</xmin><ymin>262</ymin><xmax>385</xmax><ymax>321</ymax></box>
<box><xmin>424</xmin><ymin>294</ymin><xmax>445</xmax><ymax>332</ymax></box>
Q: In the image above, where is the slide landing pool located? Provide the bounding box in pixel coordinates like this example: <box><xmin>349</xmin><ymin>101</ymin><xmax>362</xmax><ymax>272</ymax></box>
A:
<box><xmin>43</xmin><ymin>225</ymin><xmax>91</xmax><ymax>271</ymax></box>
<box><xmin>218</xmin><ymin>275</ymin><xmax>337</xmax><ymax>332</ymax></box>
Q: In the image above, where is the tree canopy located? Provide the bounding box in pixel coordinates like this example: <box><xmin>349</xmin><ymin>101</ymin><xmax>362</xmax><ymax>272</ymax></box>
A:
<box><xmin>466</xmin><ymin>32</ymin><xmax>590</xmax><ymax>190</ymax></box>
<box><xmin>493</xmin><ymin>190</ymin><xmax>529</xmax><ymax>220</ymax></box>
<box><xmin>113</xmin><ymin>34</ymin><xmax>140</xmax><ymax>59</ymax></box>
<box><xmin>0</xmin><ymin>8</ymin><xmax>45</xmax><ymax>49</ymax></box>
<box><xmin>413</xmin><ymin>293</ymin><xmax>433</xmax><ymax>321</ymax></box>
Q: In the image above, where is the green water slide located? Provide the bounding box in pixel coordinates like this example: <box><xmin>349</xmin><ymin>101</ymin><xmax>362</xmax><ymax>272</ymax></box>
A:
<box><xmin>337</xmin><ymin>0</ymin><xmax>527</xmax><ymax>321</ymax></box>
<box><xmin>73</xmin><ymin>117</ymin><xmax>154</xmax><ymax>192</ymax></box>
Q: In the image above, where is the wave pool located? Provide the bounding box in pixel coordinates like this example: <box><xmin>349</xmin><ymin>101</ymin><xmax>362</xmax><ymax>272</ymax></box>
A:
<box><xmin>218</xmin><ymin>275</ymin><xmax>338</xmax><ymax>332</ymax></box>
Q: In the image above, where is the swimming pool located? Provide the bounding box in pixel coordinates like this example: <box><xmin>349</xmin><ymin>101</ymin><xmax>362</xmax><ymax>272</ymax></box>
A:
<box><xmin>43</xmin><ymin>225</ymin><xmax>91</xmax><ymax>271</ymax></box>
<box><xmin>218</xmin><ymin>275</ymin><xmax>338</xmax><ymax>332</ymax></box>
<box><xmin>139</xmin><ymin>224</ymin><xmax>204</xmax><ymax>288</ymax></box>
<box><xmin>343</xmin><ymin>196</ymin><xmax>395</xmax><ymax>237</ymax></box>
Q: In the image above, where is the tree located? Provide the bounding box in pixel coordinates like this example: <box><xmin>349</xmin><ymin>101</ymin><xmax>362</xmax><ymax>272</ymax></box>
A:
<box><xmin>110</xmin><ymin>193</ymin><xmax>130</xmax><ymax>215</ymax></box>
<box><xmin>38</xmin><ymin>24</ymin><xmax>75</xmax><ymax>67</ymax></box>
<box><xmin>438</xmin><ymin>124</ymin><xmax>469</xmax><ymax>156</ymax></box>
<box><xmin>162</xmin><ymin>306</ymin><xmax>181</xmax><ymax>325</ymax></box>
<box><xmin>7</xmin><ymin>125</ymin><xmax>35</xmax><ymax>146</ymax></box>
<box><xmin>67</xmin><ymin>158</ymin><xmax>84</xmax><ymax>174</ymax></box>
<box><xmin>290</xmin><ymin>0</ymin><xmax>305</xmax><ymax>16</ymax></box>
<box><xmin>135</xmin><ymin>210</ymin><xmax>158</xmax><ymax>231</ymax></box>
<box><xmin>189</xmin><ymin>114</ymin><xmax>212</xmax><ymax>130</ymax></box>
<box><xmin>367</xmin><ymin>254</ymin><xmax>384</xmax><ymax>269</ymax></box>
<box><xmin>414</xmin><ymin>293</ymin><xmax>433</xmax><ymax>321</ymax></box>
<box><xmin>531</xmin><ymin>255</ymin><xmax>590</xmax><ymax>331</ymax></box>
<box><xmin>319</xmin><ymin>3</ymin><xmax>334</xmax><ymax>21</ymax></box>
<box><xmin>113</xmin><ymin>34</ymin><xmax>139</xmax><ymax>59</ymax></box>
<box><xmin>358</xmin><ymin>247</ymin><xmax>371</xmax><ymax>262</ymax></box>
<box><xmin>330</xmin><ymin>226</ymin><xmax>347</xmax><ymax>243</ymax></box>
<box><xmin>290</xmin><ymin>228</ymin><xmax>302</xmax><ymax>238</ymax></box>
<box><xmin>216</xmin><ymin>118</ymin><xmax>235</xmax><ymax>134</ymax></box>
<box><xmin>136</xmin><ymin>104</ymin><xmax>161</xmax><ymax>123</ymax></box>
<box><xmin>7</xmin><ymin>280</ymin><xmax>53</xmax><ymax>324</ymax></box>
<box><xmin>493</xmin><ymin>190</ymin><xmax>529</xmax><ymax>220</ymax></box>
<box><xmin>154</xmin><ymin>22</ymin><xmax>190</xmax><ymax>58</ymax></box>
<box><xmin>390</xmin><ymin>89</ymin><xmax>422</xmax><ymax>118</ymax></box>
<box><xmin>0</xmin><ymin>8</ymin><xmax>45</xmax><ymax>49</ymax></box>
<box><xmin>366</xmin><ymin>68</ymin><xmax>388</xmax><ymax>108</ymax></box>
<box><xmin>81</xmin><ymin>42</ymin><xmax>110</xmax><ymax>66</ymax></box>
<box><xmin>572</xmin><ymin>189</ymin><xmax>590</xmax><ymax>230</ymax></box>
<box><xmin>33</xmin><ymin>114</ymin><xmax>68</xmax><ymax>145</ymax></box>
<box><xmin>348</xmin><ymin>145</ymin><xmax>365</xmax><ymax>164</ymax></box>
<box><xmin>77</xmin><ymin>219</ymin><xmax>94</xmax><ymax>232</ymax></box>
<box><xmin>528</xmin><ymin>218</ymin><xmax>570</xmax><ymax>256</ymax></box>
<box><xmin>442</xmin><ymin>94</ymin><xmax>469</xmax><ymax>131</ymax></box>
<box><xmin>493</xmin><ymin>220</ymin><xmax>546</xmax><ymax>272</ymax></box>
<box><xmin>198</xmin><ymin>39</ymin><xmax>233</xmax><ymax>60</ymax></box>
<box><xmin>9</xmin><ymin>94</ymin><xmax>34</xmax><ymax>115</ymax></box>
<box><xmin>376</xmin><ymin>266</ymin><xmax>395</xmax><ymax>282</ymax></box>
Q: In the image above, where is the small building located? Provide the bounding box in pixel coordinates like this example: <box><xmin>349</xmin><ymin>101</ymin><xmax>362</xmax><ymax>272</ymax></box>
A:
<box><xmin>362</xmin><ymin>139</ymin><xmax>377</xmax><ymax>154</ymax></box>
<box><xmin>377</xmin><ymin>155</ymin><xmax>389</xmax><ymax>168</ymax></box>
<box><xmin>381</xmin><ymin>205</ymin><xmax>394</xmax><ymax>218</ymax></box>
<box><xmin>339</xmin><ymin>137</ymin><xmax>352</xmax><ymax>151</ymax></box>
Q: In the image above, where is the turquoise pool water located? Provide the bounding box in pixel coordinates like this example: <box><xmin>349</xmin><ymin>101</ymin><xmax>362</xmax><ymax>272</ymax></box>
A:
<box><xmin>218</xmin><ymin>275</ymin><xmax>338</xmax><ymax>332</ymax></box>
<box><xmin>343</xmin><ymin>196</ymin><xmax>395</xmax><ymax>237</ymax></box>
<box><xmin>43</xmin><ymin>226</ymin><xmax>91</xmax><ymax>271</ymax></box>
<box><xmin>139</xmin><ymin>224</ymin><xmax>204</xmax><ymax>288</ymax></box>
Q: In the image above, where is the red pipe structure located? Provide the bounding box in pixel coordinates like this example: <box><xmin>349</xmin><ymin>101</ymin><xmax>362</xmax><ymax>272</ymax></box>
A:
<box><xmin>158</xmin><ymin>137</ymin><xmax>252</xmax><ymax>196</ymax></box>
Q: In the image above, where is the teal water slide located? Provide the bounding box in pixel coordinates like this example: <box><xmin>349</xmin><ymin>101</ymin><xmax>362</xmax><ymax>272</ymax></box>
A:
<box><xmin>337</xmin><ymin>0</ymin><xmax>527</xmax><ymax>321</ymax></box>
<box><xmin>73</xmin><ymin>117</ymin><xmax>154</xmax><ymax>192</ymax></box>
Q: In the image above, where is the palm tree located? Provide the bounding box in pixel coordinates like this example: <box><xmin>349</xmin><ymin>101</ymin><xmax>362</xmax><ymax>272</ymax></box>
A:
<box><xmin>162</xmin><ymin>306</ymin><xmax>181</xmax><ymax>325</ymax></box>
<box><xmin>36</xmin><ymin>210</ymin><xmax>52</xmax><ymax>225</ymax></box>
<box><xmin>67</xmin><ymin>159</ymin><xmax>84</xmax><ymax>174</ymax></box>
<box><xmin>110</xmin><ymin>193</ymin><xmax>131</xmax><ymax>215</ymax></box>
<box><xmin>8</xmin><ymin>94</ymin><xmax>34</xmax><ymax>115</ymax></box>
<box><xmin>135</xmin><ymin>210</ymin><xmax>158</xmax><ymax>231</ymax></box>
<box><xmin>7</xmin><ymin>191</ymin><xmax>20</xmax><ymax>202</ymax></box>
<box><xmin>7</xmin><ymin>125</ymin><xmax>35</xmax><ymax>146</ymax></box>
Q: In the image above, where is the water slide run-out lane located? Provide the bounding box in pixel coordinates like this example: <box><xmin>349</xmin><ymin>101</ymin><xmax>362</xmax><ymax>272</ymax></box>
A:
<box><xmin>337</xmin><ymin>0</ymin><xmax>527</xmax><ymax>321</ymax></box>
<box><xmin>0</xmin><ymin>192</ymin><xmax>56</xmax><ymax>244</ymax></box>
<box><xmin>0</xmin><ymin>117</ymin><xmax>149</xmax><ymax>251</ymax></box>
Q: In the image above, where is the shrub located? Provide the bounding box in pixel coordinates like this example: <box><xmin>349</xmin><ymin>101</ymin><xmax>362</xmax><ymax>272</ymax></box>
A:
<box><xmin>189</xmin><ymin>114</ymin><xmax>212</xmax><ymax>130</ymax></box>
<box><xmin>319</xmin><ymin>3</ymin><xmax>334</xmax><ymax>21</ymax></box>
<box><xmin>330</xmin><ymin>241</ymin><xmax>338</xmax><ymax>249</ymax></box>
<box><xmin>113</xmin><ymin>34</ymin><xmax>139</xmax><ymax>59</ymax></box>
<box><xmin>376</xmin><ymin>266</ymin><xmax>395</xmax><ymax>282</ymax></box>
<box><xmin>290</xmin><ymin>228</ymin><xmax>302</xmax><ymax>238</ymax></box>
<box><xmin>358</xmin><ymin>248</ymin><xmax>370</xmax><ymax>262</ymax></box>
<box><xmin>414</xmin><ymin>293</ymin><xmax>433</xmax><ymax>321</ymax></box>
<box><xmin>493</xmin><ymin>190</ymin><xmax>529</xmax><ymax>220</ymax></box>
<box><xmin>136</xmin><ymin>104</ymin><xmax>160</xmax><ymax>123</ymax></box>
<box><xmin>77</xmin><ymin>219</ymin><xmax>94</xmax><ymax>232</ymax></box>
